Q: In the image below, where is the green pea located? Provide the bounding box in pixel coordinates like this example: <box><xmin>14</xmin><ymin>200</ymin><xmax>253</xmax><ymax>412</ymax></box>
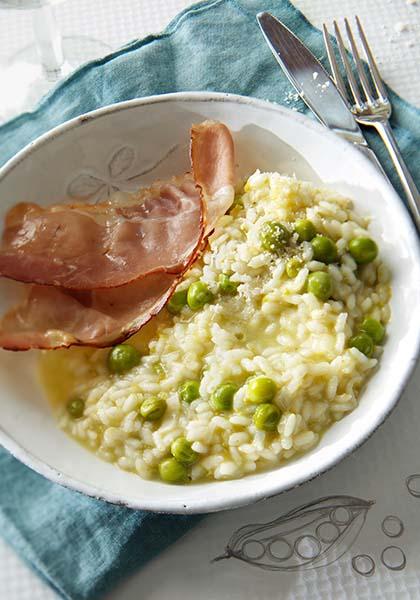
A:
<box><xmin>348</xmin><ymin>237</ymin><xmax>378</xmax><ymax>264</ymax></box>
<box><xmin>171</xmin><ymin>437</ymin><xmax>198</xmax><ymax>465</ymax></box>
<box><xmin>294</xmin><ymin>219</ymin><xmax>316</xmax><ymax>242</ymax></box>
<box><xmin>286</xmin><ymin>257</ymin><xmax>304</xmax><ymax>278</ymax></box>
<box><xmin>108</xmin><ymin>344</ymin><xmax>141</xmax><ymax>374</ymax></box>
<box><xmin>211</xmin><ymin>383</ymin><xmax>238</xmax><ymax>412</ymax></box>
<box><xmin>167</xmin><ymin>289</ymin><xmax>188</xmax><ymax>315</ymax></box>
<box><xmin>349</xmin><ymin>333</ymin><xmax>374</xmax><ymax>357</ymax></box>
<box><xmin>158</xmin><ymin>458</ymin><xmax>188</xmax><ymax>484</ymax></box>
<box><xmin>311</xmin><ymin>235</ymin><xmax>338</xmax><ymax>264</ymax></box>
<box><xmin>259</xmin><ymin>221</ymin><xmax>291</xmax><ymax>253</ymax></box>
<box><xmin>140</xmin><ymin>397</ymin><xmax>167</xmax><ymax>421</ymax></box>
<box><xmin>307</xmin><ymin>271</ymin><xmax>332</xmax><ymax>301</ymax></box>
<box><xmin>218</xmin><ymin>273</ymin><xmax>239</xmax><ymax>295</ymax></box>
<box><xmin>187</xmin><ymin>281</ymin><xmax>214</xmax><ymax>310</ymax></box>
<box><xmin>253</xmin><ymin>403</ymin><xmax>281</xmax><ymax>431</ymax></box>
<box><xmin>360</xmin><ymin>317</ymin><xmax>385</xmax><ymax>344</ymax></box>
<box><xmin>178</xmin><ymin>380</ymin><xmax>200</xmax><ymax>404</ymax></box>
<box><xmin>245</xmin><ymin>376</ymin><xmax>277</xmax><ymax>404</ymax></box>
<box><xmin>66</xmin><ymin>397</ymin><xmax>85</xmax><ymax>419</ymax></box>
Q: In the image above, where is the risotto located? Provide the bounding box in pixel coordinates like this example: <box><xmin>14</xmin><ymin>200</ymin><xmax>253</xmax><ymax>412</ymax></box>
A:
<box><xmin>41</xmin><ymin>172</ymin><xmax>391</xmax><ymax>483</ymax></box>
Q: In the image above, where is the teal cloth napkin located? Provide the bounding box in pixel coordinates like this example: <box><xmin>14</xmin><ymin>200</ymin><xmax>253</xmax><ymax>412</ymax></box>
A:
<box><xmin>0</xmin><ymin>1</ymin><xmax>419</xmax><ymax>599</ymax></box>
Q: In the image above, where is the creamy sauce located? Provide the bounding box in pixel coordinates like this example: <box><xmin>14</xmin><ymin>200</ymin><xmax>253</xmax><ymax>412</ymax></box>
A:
<box><xmin>40</xmin><ymin>311</ymin><xmax>170</xmax><ymax>409</ymax></box>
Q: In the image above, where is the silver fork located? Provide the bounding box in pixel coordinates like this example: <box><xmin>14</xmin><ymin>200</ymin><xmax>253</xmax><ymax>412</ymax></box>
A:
<box><xmin>323</xmin><ymin>16</ymin><xmax>420</xmax><ymax>230</ymax></box>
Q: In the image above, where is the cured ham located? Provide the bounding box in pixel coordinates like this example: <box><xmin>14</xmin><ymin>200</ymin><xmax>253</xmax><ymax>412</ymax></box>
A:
<box><xmin>0</xmin><ymin>120</ymin><xmax>236</xmax><ymax>350</ymax></box>
<box><xmin>191</xmin><ymin>121</ymin><xmax>235</xmax><ymax>234</ymax></box>
<box><xmin>0</xmin><ymin>272</ymin><xmax>179</xmax><ymax>350</ymax></box>
<box><xmin>0</xmin><ymin>178</ymin><xmax>202</xmax><ymax>290</ymax></box>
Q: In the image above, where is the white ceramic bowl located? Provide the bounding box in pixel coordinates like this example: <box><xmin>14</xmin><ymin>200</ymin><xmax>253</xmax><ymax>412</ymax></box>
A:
<box><xmin>0</xmin><ymin>92</ymin><xmax>419</xmax><ymax>514</ymax></box>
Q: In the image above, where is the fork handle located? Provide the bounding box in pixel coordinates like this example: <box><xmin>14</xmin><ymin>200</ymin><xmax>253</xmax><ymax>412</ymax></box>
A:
<box><xmin>373</xmin><ymin>121</ymin><xmax>420</xmax><ymax>230</ymax></box>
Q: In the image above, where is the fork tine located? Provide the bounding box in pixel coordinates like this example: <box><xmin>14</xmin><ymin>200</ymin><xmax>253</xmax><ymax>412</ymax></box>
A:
<box><xmin>344</xmin><ymin>17</ymin><xmax>375</xmax><ymax>103</ymax></box>
<box><xmin>322</xmin><ymin>24</ymin><xmax>348</xmax><ymax>99</ymax></box>
<box><xmin>355</xmin><ymin>15</ymin><xmax>387</xmax><ymax>100</ymax></box>
<box><xmin>333</xmin><ymin>20</ymin><xmax>363</xmax><ymax>107</ymax></box>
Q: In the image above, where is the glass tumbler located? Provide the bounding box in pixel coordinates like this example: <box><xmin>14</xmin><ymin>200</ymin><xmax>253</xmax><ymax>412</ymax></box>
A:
<box><xmin>0</xmin><ymin>1</ymin><xmax>111</xmax><ymax>122</ymax></box>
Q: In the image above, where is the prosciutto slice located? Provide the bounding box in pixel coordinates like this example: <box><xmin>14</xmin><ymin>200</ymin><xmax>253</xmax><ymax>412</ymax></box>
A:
<box><xmin>0</xmin><ymin>120</ymin><xmax>236</xmax><ymax>350</ymax></box>
<box><xmin>0</xmin><ymin>273</ymin><xmax>179</xmax><ymax>350</ymax></box>
<box><xmin>191</xmin><ymin>121</ymin><xmax>235</xmax><ymax>234</ymax></box>
<box><xmin>0</xmin><ymin>177</ymin><xmax>203</xmax><ymax>350</ymax></box>
<box><xmin>0</xmin><ymin>178</ymin><xmax>202</xmax><ymax>290</ymax></box>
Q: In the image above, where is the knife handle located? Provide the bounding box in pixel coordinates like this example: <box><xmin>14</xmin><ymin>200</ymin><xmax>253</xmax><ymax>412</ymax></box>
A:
<box><xmin>354</xmin><ymin>144</ymin><xmax>389</xmax><ymax>180</ymax></box>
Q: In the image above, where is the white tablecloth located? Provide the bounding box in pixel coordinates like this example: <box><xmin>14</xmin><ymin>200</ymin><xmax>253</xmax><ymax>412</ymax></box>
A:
<box><xmin>0</xmin><ymin>1</ymin><xmax>419</xmax><ymax>599</ymax></box>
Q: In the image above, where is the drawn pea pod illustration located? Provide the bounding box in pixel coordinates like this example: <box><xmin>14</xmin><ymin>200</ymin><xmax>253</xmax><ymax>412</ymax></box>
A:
<box><xmin>213</xmin><ymin>495</ymin><xmax>374</xmax><ymax>571</ymax></box>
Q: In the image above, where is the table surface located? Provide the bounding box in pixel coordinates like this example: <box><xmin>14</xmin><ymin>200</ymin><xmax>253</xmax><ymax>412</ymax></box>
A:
<box><xmin>0</xmin><ymin>1</ymin><xmax>419</xmax><ymax>599</ymax></box>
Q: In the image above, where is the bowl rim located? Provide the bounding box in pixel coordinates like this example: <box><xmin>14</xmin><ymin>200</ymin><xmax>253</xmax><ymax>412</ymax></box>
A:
<box><xmin>0</xmin><ymin>90</ymin><xmax>419</xmax><ymax>514</ymax></box>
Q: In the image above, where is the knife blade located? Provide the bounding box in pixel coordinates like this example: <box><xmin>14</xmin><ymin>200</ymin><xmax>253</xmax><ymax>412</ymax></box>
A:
<box><xmin>257</xmin><ymin>11</ymin><xmax>386</xmax><ymax>174</ymax></box>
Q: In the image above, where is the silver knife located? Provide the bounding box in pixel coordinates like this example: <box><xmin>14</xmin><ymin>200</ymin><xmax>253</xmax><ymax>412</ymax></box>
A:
<box><xmin>257</xmin><ymin>12</ymin><xmax>387</xmax><ymax>176</ymax></box>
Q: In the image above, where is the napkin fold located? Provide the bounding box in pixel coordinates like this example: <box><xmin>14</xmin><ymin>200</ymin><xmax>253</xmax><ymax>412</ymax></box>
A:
<box><xmin>0</xmin><ymin>1</ymin><xmax>419</xmax><ymax>599</ymax></box>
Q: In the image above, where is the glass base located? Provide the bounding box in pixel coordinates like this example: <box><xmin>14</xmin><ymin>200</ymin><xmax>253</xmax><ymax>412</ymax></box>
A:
<box><xmin>0</xmin><ymin>36</ymin><xmax>111</xmax><ymax>123</ymax></box>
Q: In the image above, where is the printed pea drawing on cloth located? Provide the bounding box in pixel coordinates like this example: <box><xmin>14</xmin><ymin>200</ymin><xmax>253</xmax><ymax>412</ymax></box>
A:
<box><xmin>213</xmin><ymin>493</ymin><xmax>411</xmax><ymax>577</ymax></box>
